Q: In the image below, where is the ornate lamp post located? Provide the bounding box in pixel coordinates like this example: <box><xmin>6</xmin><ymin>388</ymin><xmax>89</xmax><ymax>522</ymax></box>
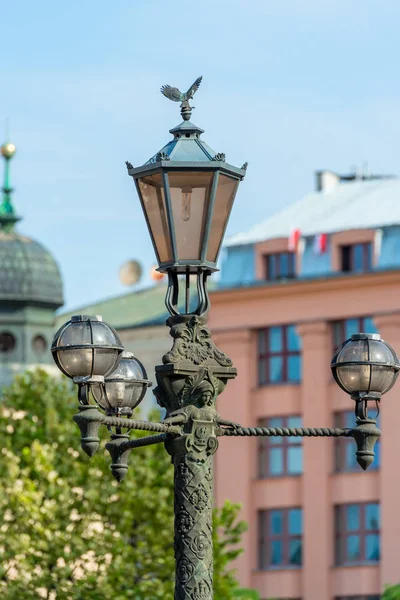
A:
<box><xmin>52</xmin><ymin>78</ymin><xmax>400</xmax><ymax>600</ymax></box>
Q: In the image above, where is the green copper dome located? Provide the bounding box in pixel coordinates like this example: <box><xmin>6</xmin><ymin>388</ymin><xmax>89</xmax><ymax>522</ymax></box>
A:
<box><xmin>0</xmin><ymin>140</ymin><xmax>63</xmax><ymax>308</ymax></box>
<box><xmin>0</xmin><ymin>231</ymin><xmax>63</xmax><ymax>307</ymax></box>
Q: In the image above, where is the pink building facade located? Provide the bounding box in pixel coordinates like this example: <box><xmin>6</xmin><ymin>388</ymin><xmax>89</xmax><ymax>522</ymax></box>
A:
<box><xmin>210</xmin><ymin>174</ymin><xmax>400</xmax><ymax>600</ymax></box>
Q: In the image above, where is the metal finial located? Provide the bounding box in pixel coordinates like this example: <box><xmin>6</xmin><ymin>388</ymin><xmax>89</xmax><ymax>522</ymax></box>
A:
<box><xmin>160</xmin><ymin>76</ymin><xmax>203</xmax><ymax>121</ymax></box>
<box><xmin>0</xmin><ymin>124</ymin><xmax>20</xmax><ymax>232</ymax></box>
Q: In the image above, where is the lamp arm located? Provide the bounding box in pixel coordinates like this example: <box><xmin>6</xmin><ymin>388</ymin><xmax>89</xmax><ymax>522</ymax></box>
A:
<box><xmin>217</xmin><ymin>425</ymin><xmax>353</xmax><ymax>438</ymax></box>
<box><xmin>102</xmin><ymin>414</ymin><xmax>181</xmax><ymax>435</ymax></box>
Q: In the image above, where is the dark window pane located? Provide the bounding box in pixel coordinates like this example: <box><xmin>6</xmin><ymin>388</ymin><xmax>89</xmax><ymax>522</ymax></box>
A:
<box><xmin>270</xmin><ymin>356</ymin><xmax>283</xmax><ymax>382</ymax></box>
<box><xmin>258</xmin><ymin>359</ymin><xmax>267</xmax><ymax>385</ymax></box>
<box><xmin>258</xmin><ymin>330</ymin><xmax>267</xmax><ymax>354</ymax></box>
<box><xmin>288</xmin><ymin>447</ymin><xmax>303</xmax><ymax>474</ymax></box>
<box><xmin>365</xmin><ymin>504</ymin><xmax>380</xmax><ymax>530</ymax></box>
<box><xmin>341</xmin><ymin>246</ymin><xmax>351</xmax><ymax>272</ymax></box>
<box><xmin>366</xmin><ymin>242</ymin><xmax>372</xmax><ymax>270</ymax></box>
<box><xmin>347</xmin><ymin>505</ymin><xmax>360</xmax><ymax>531</ymax></box>
<box><xmin>270</xmin><ymin>540</ymin><xmax>283</xmax><ymax>565</ymax></box>
<box><xmin>335</xmin><ymin>535</ymin><xmax>344</xmax><ymax>565</ymax></box>
<box><xmin>332</xmin><ymin>322</ymin><xmax>343</xmax><ymax>349</ymax></box>
<box><xmin>287</xmin><ymin>325</ymin><xmax>301</xmax><ymax>351</ymax></box>
<box><xmin>353</xmin><ymin>243</ymin><xmax>364</xmax><ymax>272</ymax></box>
<box><xmin>288</xmin><ymin>252</ymin><xmax>295</xmax><ymax>277</ymax></box>
<box><xmin>280</xmin><ymin>253</ymin><xmax>289</xmax><ymax>277</ymax></box>
<box><xmin>347</xmin><ymin>535</ymin><xmax>361</xmax><ymax>561</ymax></box>
<box><xmin>366</xmin><ymin>534</ymin><xmax>380</xmax><ymax>561</ymax></box>
<box><xmin>289</xmin><ymin>509</ymin><xmax>302</xmax><ymax>535</ymax></box>
<box><xmin>289</xmin><ymin>538</ymin><xmax>302</xmax><ymax>565</ymax></box>
<box><xmin>269</xmin><ymin>327</ymin><xmax>283</xmax><ymax>352</ymax></box>
<box><xmin>268</xmin><ymin>255</ymin><xmax>276</xmax><ymax>281</ymax></box>
<box><xmin>270</xmin><ymin>510</ymin><xmax>283</xmax><ymax>535</ymax></box>
<box><xmin>345</xmin><ymin>442</ymin><xmax>358</xmax><ymax>470</ymax></box>
<box><xmin>269</xmin><ymin>448</ymin><xmax>283</xmax><ymax>475</ymax></box>
<box><xmin>288</xmin><ymin>355</ymin><xmax>301</xmax><ymax>382</ymax></box>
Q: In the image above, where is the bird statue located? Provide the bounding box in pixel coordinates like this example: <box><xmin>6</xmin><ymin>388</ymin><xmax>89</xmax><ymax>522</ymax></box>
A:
<box><xmin>160</xmin><ymin>76</ymin><xmax>203</xmax><ymax>120</ymax></box>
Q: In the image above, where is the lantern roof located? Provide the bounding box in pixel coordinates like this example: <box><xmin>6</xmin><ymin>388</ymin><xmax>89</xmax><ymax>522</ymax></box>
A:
<box><xmin>145</xmin><ymin>120</ymin><xmax>220</xmax><ymax>165</ymax></box>
<box><xmin>127</xmin><ymin>117</ymin><xmax>247</xmax><ymax>180</ymax></box>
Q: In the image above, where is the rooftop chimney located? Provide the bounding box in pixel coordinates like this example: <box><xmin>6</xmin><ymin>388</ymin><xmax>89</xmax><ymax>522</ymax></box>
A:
<box><xmin>315</xmin><ymin>170</ymin><xmax>340</xmax><ymax>193</ymax></box>
<box><xmin>315</xmin><ymin>168</ymin><xmax>396</xmax><ymax>192</ymax></box>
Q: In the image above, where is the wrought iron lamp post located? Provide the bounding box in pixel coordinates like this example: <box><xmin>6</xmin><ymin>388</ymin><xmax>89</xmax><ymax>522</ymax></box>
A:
<box><xmin>51</xmin><ymin>78</ymin><xmax>400</xmax><ymax>600</ymax></box>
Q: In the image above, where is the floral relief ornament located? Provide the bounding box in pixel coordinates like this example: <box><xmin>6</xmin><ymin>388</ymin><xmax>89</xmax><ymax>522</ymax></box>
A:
<box><xmin>163</xmin><ymin>316</ymin><xmax>232</xmax><ymax>368</ymax></box>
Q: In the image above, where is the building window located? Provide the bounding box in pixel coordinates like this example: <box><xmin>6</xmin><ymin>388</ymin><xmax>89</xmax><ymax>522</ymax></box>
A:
<box><xmin>334</xmin><ymin>411</ymin><xmax>380</xmax><ymax>472</ymax></box>
<box><xmin>0</xmin><ymin>332</ymin><xmax>16</xmax><ymax>353</ymax></box>
<box><xmin>332</xmin><ymin>317</ymin><xmax>377</xmax><ymax>352</ymax></box>
<box><xmin>335</xmin><ymin>503</ymin><xmax>380</xmax><ymax>565</ymax></box>
<box><xmin>258</xmin><ymin>325</ymin><xmax>301</xmax><ymax>385</ymax></box>
<box><xmin>258</xmin><ymin>508</ymin><xmax>302</xmax><ymax>569</ymax></box>
<box><xmin>265</xmin><ymin>252</ymin><xmax>296</xmax><ymax>281</ymax></box>
<box><xmin>32</xmin><ymin>335</ymin><xmax>47</xmax><ymax>354</ymax></box>
<box><xmin>258</xmin><ymin>416</ymin><xmax>303</xmax><ymax>477</ymax></box>
<box><xmin>340</xmin><ymin>242</ymin><xmax>372</xmax><ymax>274</ymax></box>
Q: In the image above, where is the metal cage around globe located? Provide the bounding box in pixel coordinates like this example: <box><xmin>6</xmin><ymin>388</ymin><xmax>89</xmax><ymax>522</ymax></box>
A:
<box><xmin>91</xmin><ymin>351</ymin><xmax>151</xmax><ymax>415</ymax></box>
<box><xmin>331</xmin><ymin>333</ymin><xmax>400</xmax><ymax>398</ymax></box>
<box><xmin>51</xmin><ymin>315</ymin><xmax>124</xmax><ymax>381</ymax></box>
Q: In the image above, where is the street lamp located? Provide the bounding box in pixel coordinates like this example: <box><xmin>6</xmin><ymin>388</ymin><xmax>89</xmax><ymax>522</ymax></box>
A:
<box><xmin>51</xmin><ymin>78</ymin><xmax>400</xmax><ymax>600</ymax></box>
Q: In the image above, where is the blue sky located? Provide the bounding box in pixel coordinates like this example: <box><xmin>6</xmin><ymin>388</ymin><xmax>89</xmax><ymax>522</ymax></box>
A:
<box><xmin>2</xmin><ymin>0</ymin><xmax>400</xmax><ymax>311</ymax></box>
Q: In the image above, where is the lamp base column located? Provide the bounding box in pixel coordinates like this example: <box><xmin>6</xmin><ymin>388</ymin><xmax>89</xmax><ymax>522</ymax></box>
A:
<box><xmin>167</xmin><ymin>425</ymin><xmax>216</xmax><ymax>600</ymax></box>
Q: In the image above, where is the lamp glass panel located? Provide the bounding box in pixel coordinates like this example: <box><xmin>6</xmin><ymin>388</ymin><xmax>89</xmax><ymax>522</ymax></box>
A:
<box><xmin>167</xmin><ymin>171</ymin><xmax>213</xmax><ymax>261</ymax></box>
<box><xmin>336</xmin><ymin>364</ymin><xmax>371</xmax><ymax>392</ymax></box>
<box><xmin>57</xmin><ymin>348</ymin><xmax>94</xmax><ymax>378</ymax></box>
<box><xmin>138</xmin><ymin>173</ymin><xmax>172</xmax><ymax>263</ymax></box>
<box><xmin>369</xmin><ymin>365</ymin><xmax>396</xmax><ymax>394</ymax></box>
<box><xmin>206</xmin><ymin>174</ymin><xmax>239</xmax><ymax>262</ymax></box>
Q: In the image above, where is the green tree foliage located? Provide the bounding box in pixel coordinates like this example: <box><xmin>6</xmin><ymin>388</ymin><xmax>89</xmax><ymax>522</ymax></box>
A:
<box><xmin>383</xmin><ymin>584</ymin><xmax>400</xmax><ymax>599</ymax></box>
<box><xmin>0</xmin><ymin>370</ymin><xmax>256</xmax><ymax>599</ymax></box>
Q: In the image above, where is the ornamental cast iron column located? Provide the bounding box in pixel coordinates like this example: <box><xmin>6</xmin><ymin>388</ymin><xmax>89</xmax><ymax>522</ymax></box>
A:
<box><xmin>155</xmin><ymin>315</ymin><xmax>237</xmax><ymax>599</ymax></box>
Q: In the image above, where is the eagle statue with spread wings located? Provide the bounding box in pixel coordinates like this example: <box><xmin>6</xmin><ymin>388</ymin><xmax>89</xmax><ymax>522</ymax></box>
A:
<box><xmin>160</xmin><ymin>76</ymin><xmax>203</xmax><ymax>107</ymax></box>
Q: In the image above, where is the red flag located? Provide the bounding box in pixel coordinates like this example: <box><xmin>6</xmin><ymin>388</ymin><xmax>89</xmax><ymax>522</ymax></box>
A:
<box><xmin>288</xmin><ymin>228</ymin><xmax>301</xmax><ymax>252</ymax></box>
<box><xmin>313</xmin><ymin>233</ymin><xmax>328</xmax><ymax>254</ymax></box>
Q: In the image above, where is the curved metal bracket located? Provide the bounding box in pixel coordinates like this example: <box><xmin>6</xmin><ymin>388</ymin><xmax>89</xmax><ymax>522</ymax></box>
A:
<box><xmin>165</xmin><ymin>269</ymin><xmax>210</xmax><ymax>317</ymax></box>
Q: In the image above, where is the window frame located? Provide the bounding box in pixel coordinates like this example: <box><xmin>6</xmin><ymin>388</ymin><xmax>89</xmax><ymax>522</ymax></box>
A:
<box><xmin>340</xmin><ymin>242</ymin><xmax>372</xmax><ymax>274</ymax></box>
<box><xmin>265</xmin><ymin>251</ymin><xmax>296</xmax><ymax>281</ymax></box>
<box><xmin>258</xmin><ymin>416</ymin><xmax>303</xmax><ymax>478</ymax></box>
<box><xmin>335</xmin><ymin>503</ymin><xmax>380</xmax><ymax>566</ymax></box>
<box><xmin>331</xmin><ymin>316</ymin><xmax>377</xmax><ymax>353</ymax></box>
<box><xmin>258</xmin><ymin>508</ymin><xmax>303</xmax><ymax>570</ymax></box>
<box><xmin>258</xmin><ymin>325</ymin><xmax>301</xmax><ymax>385</ymax></box>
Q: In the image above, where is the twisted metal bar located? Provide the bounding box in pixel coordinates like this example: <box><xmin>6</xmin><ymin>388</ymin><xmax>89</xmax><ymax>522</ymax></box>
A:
<box><xmin>122</xmin><ymin>433</ymin><xmax>167</xmax><ymax>450</ymax></box>
<box><xmin>218</xmin><ymin>426</ymin><xmax>353</xmax><ymax>438</ymax></box>
<box><xmin>102</xmin><ymin>416</ymin><xmax>181</xmax><ymax>435</ymax></box>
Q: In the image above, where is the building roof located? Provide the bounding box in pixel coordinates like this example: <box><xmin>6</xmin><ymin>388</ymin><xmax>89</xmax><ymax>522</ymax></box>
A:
<box><xmin>0</xmin><ymin>232</ymin><xmax>63</xmax><ymax>308</ymax></box>
<box><xmin>56</xmin><ymin>284</ymin><xmax>170</xmax><ymax>330</ymax></box>
<box><xmin>225</xmin><ymin>178</ymin><xmax>400</xmax><ymax>247</ymax></box>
